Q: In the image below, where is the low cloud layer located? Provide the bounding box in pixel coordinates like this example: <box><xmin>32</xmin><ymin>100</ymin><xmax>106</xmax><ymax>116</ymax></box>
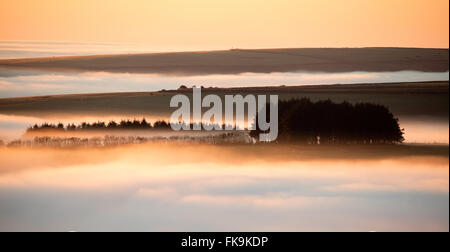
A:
<box><xmin>0</xmin><ymin>144</ymin><xmax>448</xmax><ymax>231</ymax></box>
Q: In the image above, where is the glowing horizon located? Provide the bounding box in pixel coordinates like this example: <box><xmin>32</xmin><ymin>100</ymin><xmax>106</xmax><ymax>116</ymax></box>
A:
<box><xmin>0</xmin><ymin>0</ymin><xmax>448</xmax><ymax>50</ymax></box>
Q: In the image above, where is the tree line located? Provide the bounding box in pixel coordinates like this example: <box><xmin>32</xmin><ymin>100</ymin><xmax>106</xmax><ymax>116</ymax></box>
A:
<box><xmin>27</xmin><ymin>119</ymin><xmax>172</xmax><ymax>132</ymax></box>
<box><xmin>27</xmin><ymin>120</ymin><xmax>236</xmax><ymax>132</ymax></box>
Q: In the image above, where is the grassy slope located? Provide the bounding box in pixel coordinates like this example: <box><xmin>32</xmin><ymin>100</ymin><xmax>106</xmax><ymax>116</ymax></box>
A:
<box><xmin>0</xmin><ymin>81</ymin><xmax>448</xmax><ymax>121</ymax></box>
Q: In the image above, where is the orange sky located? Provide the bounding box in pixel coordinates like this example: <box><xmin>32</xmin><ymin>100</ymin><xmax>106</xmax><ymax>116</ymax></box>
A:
<box><xmin>0</xmin><ymin>0</ymin><xmax>448</xmax><ymax>50</ymax></box>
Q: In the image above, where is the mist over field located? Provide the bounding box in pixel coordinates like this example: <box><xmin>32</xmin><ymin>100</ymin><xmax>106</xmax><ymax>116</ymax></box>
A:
<box><xmin>0</xmin><ymin>143</ymin><xmax>448</xmax><ymax>232</ymax></box>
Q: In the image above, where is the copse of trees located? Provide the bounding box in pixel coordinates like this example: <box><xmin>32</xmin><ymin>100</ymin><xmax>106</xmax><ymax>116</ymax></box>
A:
<box><xmin>251</xmin><ymin>98</ymin><xmax>404</xmax><ymax>144</ymax></box>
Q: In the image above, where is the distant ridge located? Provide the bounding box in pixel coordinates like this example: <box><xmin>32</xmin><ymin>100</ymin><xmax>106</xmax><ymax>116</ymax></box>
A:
<box><xmin>0</xmin><ymin>48</ymin><xmax>448</xmax><ymax>74</ymax></box>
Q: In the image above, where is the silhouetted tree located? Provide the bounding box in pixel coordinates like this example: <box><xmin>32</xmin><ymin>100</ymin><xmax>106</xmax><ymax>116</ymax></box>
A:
<box><xmin>67</xmin><ymin>123</ymin><xmax>77</xmax><ymax>131</ymax></box>
<box><xmin>153</xmin><ymin>120</ymin><xmax>170</xmax><ymax>129</ymax></box>
<box><xmin>140</xmin><ymin>118</ymin><xmax>152</xmax><ymax>128</ymax></box>
<box><xmin>107</xmin><ymin>121</ymin><xmax>118</xmax><ymax>129</ymax></box>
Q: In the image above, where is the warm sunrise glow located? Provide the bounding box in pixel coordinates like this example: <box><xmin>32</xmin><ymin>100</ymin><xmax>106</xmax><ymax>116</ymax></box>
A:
<box><xmin>0</xmin><ymin>0</ymin><xmax>448</xmax><ymax>233</ymax></box>
<box><xmin>0</xmin><ymin>0</ymin><xmax>448</xmax><ymax>49</ymax></box>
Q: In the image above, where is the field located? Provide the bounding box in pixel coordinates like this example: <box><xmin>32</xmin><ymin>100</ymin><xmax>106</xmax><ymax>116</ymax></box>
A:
<box><xmin>0</xmin><ymin>81</ymin><xmax>448</xmax><ymax>121</ymax></box>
